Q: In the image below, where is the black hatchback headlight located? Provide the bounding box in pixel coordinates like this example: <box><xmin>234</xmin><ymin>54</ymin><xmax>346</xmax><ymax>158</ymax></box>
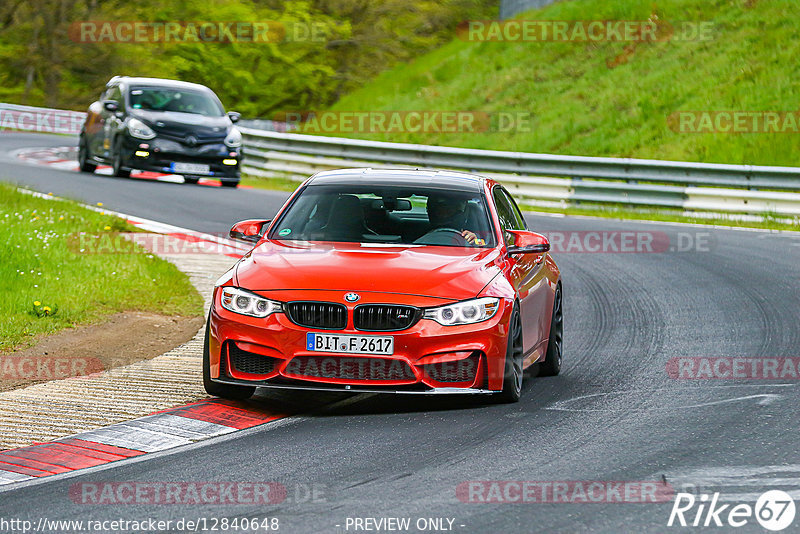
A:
<box><xmin>224</xmin><ymin>127</ymin><xmax>242</xmax><ymax>148</ymax></box>
<box><xmin>128</xmin><ymin>118</ymin><xmax>156</xmax><ymax>140</ymax></box>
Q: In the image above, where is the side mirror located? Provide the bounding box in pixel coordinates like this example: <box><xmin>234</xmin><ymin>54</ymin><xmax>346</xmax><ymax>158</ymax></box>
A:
<box><xmin>103</xmin><ymin>100</ymin><xmax>119</xmax><ymax>112</ymax></box>
<box><xmin>227</xmin><ymin>111</ymin><xmax>241</xmax><ymax>123</ymax></box>
<box><xmin>230</xmin><ymin>219</ymin><xmax>270</xmax><ymax>243</ymax></box>
<box><xmin>505</xmin><ymin>230</ymin><xmax>550</xmax><ymax>255</ymax></box>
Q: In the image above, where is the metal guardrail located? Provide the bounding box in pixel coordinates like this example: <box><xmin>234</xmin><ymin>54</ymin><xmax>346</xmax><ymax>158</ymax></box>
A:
<box><xmin>240</xmin><ymin>127</ymin><xmax>800</xmax><ymax>217</ymax></box>
<box><xmin>2</xmin><ymin>102</ymin><xmax>797</xmax><ymax>217</ymax></box>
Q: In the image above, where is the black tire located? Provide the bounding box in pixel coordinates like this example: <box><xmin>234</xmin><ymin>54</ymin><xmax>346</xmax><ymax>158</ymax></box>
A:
<box><xmin>494</xmin><ymin>302</ymin><xmax>524</xmax><ymax>403</ymax></box>
<box><xmin>183</xmin><ymin>176</ymin><xmax>200</xmax><ymax>185</ymax></box>
<box><xmin>221</xmin><ymin>180</ymin><xmax>238</xmax><ymax>188</ymax></box>
<box><xmin>77</xmin><ymin>136</ymin><xmax>97</xmax><ymax>173</ymax></box>
<box><xmin>540</xmin><ymin>283</ymin><xmax>563</xmax><ymax>377</ymax></box>
<box><xmin>111</xmin><ymin>138</ymin><xmax>131</xmax><ymax>178</ymax></box>
<box><xmin>202</xmin><ymin>316</ymin><xmax>255</xmax><ymax>400</ymax></box>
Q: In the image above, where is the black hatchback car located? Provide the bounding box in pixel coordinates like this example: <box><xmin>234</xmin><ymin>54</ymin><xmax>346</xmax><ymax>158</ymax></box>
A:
<box><xmin>78</xmin><ymin>76</ymin><xmax>242</xmax><ymax>187</ymax></box>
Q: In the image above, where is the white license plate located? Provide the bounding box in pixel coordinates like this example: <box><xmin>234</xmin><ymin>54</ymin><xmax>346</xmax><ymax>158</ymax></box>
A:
<box><xmin>172</xmin><ymin>162</ymin><xmax>210</xmax><ymax>175</ymax></box>
<box><xmin>306</xmin><ymin>333</ymin><xmax>394</xmax><ymax>355</ymax></box>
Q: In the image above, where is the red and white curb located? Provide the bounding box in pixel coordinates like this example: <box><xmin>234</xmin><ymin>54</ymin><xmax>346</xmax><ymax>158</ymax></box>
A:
<box><xmin>0</xmin><ymin>399</ymin><xmax>283</xmax><ymax>486</ymax></box>
<box><xmin>11</xmin><ymin>146</ymin><xmax>252</xmax><ymax>188</ymax></box>
<box><xmin>123</xmin><ymin>212</ymin><xmax>253</xmax><ymax>259</ymax></box>
<box><xmin>24</xmin><ymin>188</ymin><xmax>254</xmax><ymax>259</ymax></box>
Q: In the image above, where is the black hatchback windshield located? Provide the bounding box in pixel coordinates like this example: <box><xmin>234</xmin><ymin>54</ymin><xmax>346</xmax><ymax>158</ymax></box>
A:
<box><xmin>270</xmin><ymin>184</ymin><xmax>495</xmax><ymax>248</ymax></box>
<box><xmin>128</xmin><ymin>87</ymin><xmax>224</xmax><ymax>117</ymax></box>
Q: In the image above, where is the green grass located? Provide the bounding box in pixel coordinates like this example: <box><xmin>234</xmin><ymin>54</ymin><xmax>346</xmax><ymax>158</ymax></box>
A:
<box><xmin>0</xmin><ymin>185</ymin><xmax>203</xmax><ymax>352</ymax></box>
<box><xmin>322</xmin><ymin>0</ymin><xmax>800</xmax><ymax>167</ymax></box>
<box><xmin>240</xmin><ymin>172</ymin><xmax>304</xmax><ymax>192</ymax></box>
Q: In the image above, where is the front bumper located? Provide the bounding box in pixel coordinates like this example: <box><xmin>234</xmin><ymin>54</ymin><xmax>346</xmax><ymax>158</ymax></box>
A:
<box><xmin>208</xmin><ymin>289</ymin><xmax>514</xmax><ymax>393</ymax></box>
<box><xmin>120</xmin><ymin>135</ymin><xmax>240</xmax><ymax>180</ymax></box>
<box><xmin>210</xmin><ymin>377</ymin><xmax>498</xmax><ymax>395</ymax></box>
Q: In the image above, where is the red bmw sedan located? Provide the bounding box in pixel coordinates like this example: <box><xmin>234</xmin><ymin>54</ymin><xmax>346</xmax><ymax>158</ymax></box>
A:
<box><xmin>205</xmin><ymin>168</ymin><xmax>562</xmax><ymax>402</ymax></box>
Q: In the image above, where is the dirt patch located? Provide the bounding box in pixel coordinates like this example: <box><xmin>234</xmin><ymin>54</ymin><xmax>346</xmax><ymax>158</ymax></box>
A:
<box><xmin>0</xmin><ymin>312</ymin><xmax>203</xmax><ymax>392</ymax></box>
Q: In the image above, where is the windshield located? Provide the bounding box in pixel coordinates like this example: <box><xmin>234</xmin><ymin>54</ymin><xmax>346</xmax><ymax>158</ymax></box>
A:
<box><xmin>128</xmin><ymin>87</ymin><xmax>224</xmax><ymax>116</ymax></box>
<box><xmin>270</xmin><ymin>184</ymin><xmax>495</xmax><ymax>248</ymax></box>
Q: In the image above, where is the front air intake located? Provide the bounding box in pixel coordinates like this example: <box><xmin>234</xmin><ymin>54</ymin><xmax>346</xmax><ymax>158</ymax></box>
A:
<box><xmin>286</xmin><ymin>301</ymin><xmax>348</xmax><ymax>330</ymax></box>
<box><xmin>354</xmin><ymin>305</ymin><xmax>421</xmax><ymax>331</ymax></box>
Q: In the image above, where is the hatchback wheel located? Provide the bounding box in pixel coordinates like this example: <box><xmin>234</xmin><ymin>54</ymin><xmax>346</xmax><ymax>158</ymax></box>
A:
<box><xmin>111</xmin><ymin>138</ymin><xmax>131</xmax><ymax>178</ymax></box>
<box><xmin>78</xmin><ymin>136</ymin><xmax>97</xmax><ymax>173</ymax></box>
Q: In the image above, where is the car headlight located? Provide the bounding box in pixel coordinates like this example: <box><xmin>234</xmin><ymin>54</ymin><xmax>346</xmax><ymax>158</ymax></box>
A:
<box><xmin>224</xmin><ymin>127</ymin><xmax>242</xmax><ymax>147</ymax></box>
<box><xmin>220</xmin><ymin>287</ymin><xmax>282</xmax><ymax>318</ymax></box>
<box><xmin>127</xmin><ymin>118</ymin><xmax>156</xmax><ymax>140</ymax></box>
<box><xmin>423</xmin><ymin>297</ymin><xmax>500</xmax><ymax>326</ymax></box>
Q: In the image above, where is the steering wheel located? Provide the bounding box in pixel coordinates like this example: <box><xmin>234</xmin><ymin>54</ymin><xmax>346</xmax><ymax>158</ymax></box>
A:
<box><xmin>414</xmin><ymin>227</ymin><xmax>469</xmax><ymax>246</ymax></box>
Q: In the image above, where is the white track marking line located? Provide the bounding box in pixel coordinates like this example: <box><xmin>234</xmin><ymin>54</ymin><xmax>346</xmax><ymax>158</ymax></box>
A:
<box><xmin>662</xmin><ymin>464</ymin><xmax>800</xmax><ymax>501</ymax></box>
<box><xmin>547</xmin><ymin>384</ymin><xmax>796</xmax><ymax>412</ymax></box>
<box><xmin>49</xmin><ymin>160</ymin><xmax>80</xmax><ymax>170</ymax></box>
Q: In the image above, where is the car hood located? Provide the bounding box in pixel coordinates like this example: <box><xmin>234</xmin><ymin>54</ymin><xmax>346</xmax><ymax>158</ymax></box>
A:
<box><xmin>129</xmin><ymin>109</ymin><xmax>231</xmax><ymax>136</ymax></box>
<box><xmin>234</xmin><ymin>240</ymin><xmax>504</xmax><ymax>301</ymax></box>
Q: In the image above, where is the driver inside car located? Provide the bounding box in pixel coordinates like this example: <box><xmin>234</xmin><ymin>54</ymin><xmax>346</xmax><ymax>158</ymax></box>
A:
<box><xmin>426</xmin><ymin>194</ymin><xmax>480</xmax><ymax>245</ymax></box>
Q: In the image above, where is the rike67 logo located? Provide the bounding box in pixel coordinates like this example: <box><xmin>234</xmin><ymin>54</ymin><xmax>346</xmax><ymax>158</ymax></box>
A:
<box><xmin>668</xmin><ymin>490</ymin><xmax>796</xmax><ymax>531</ymax></box>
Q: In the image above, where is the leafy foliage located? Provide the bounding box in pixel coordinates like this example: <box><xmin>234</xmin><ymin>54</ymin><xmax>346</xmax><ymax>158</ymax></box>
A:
<box><xmin>0</xmin><ymin>0</ymin><xmax>494</xmax><ymax>115</ymax></box>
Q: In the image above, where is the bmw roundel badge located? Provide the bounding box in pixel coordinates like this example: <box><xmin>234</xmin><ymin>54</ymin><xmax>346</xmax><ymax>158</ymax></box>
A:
<box><xmin>344</xmin><ymin>292</ymin><xmax>360</xmax><ymax>303</ymax></box>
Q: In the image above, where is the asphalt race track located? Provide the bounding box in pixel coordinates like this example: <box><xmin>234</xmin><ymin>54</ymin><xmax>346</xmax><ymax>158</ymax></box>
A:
<box><xmin>2</xmin><ymin>133</ymin><xmax>799</xmax><ymax>532</ymax></box>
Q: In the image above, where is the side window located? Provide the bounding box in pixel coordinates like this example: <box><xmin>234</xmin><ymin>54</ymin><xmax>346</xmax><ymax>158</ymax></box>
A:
<box><xmin>492</xmin><ymin>186</ymin><xmax>526</xmax><ymax>246</ymax></box>
<box><xmin>503</xmin><ymin>188</ymin><xmax>528</xmax><ymax>231</ymax></box>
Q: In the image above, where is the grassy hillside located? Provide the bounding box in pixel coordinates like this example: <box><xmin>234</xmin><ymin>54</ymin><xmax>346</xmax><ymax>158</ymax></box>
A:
<box><xmin>328</xmin><ymin>0</ymin><xmax>800</xmax><ymax>167</ymax></box>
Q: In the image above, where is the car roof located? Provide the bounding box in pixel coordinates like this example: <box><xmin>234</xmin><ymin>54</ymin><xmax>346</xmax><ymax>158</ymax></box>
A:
<box><xmin>107</xmin><ymin>76</ymin><xmax>214</xmax><ymax>93</ymax></box>
<box><xmin>306</xmin><ymin>168</ymin><xmax>487</xmax><ymax>193</ymax></box>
